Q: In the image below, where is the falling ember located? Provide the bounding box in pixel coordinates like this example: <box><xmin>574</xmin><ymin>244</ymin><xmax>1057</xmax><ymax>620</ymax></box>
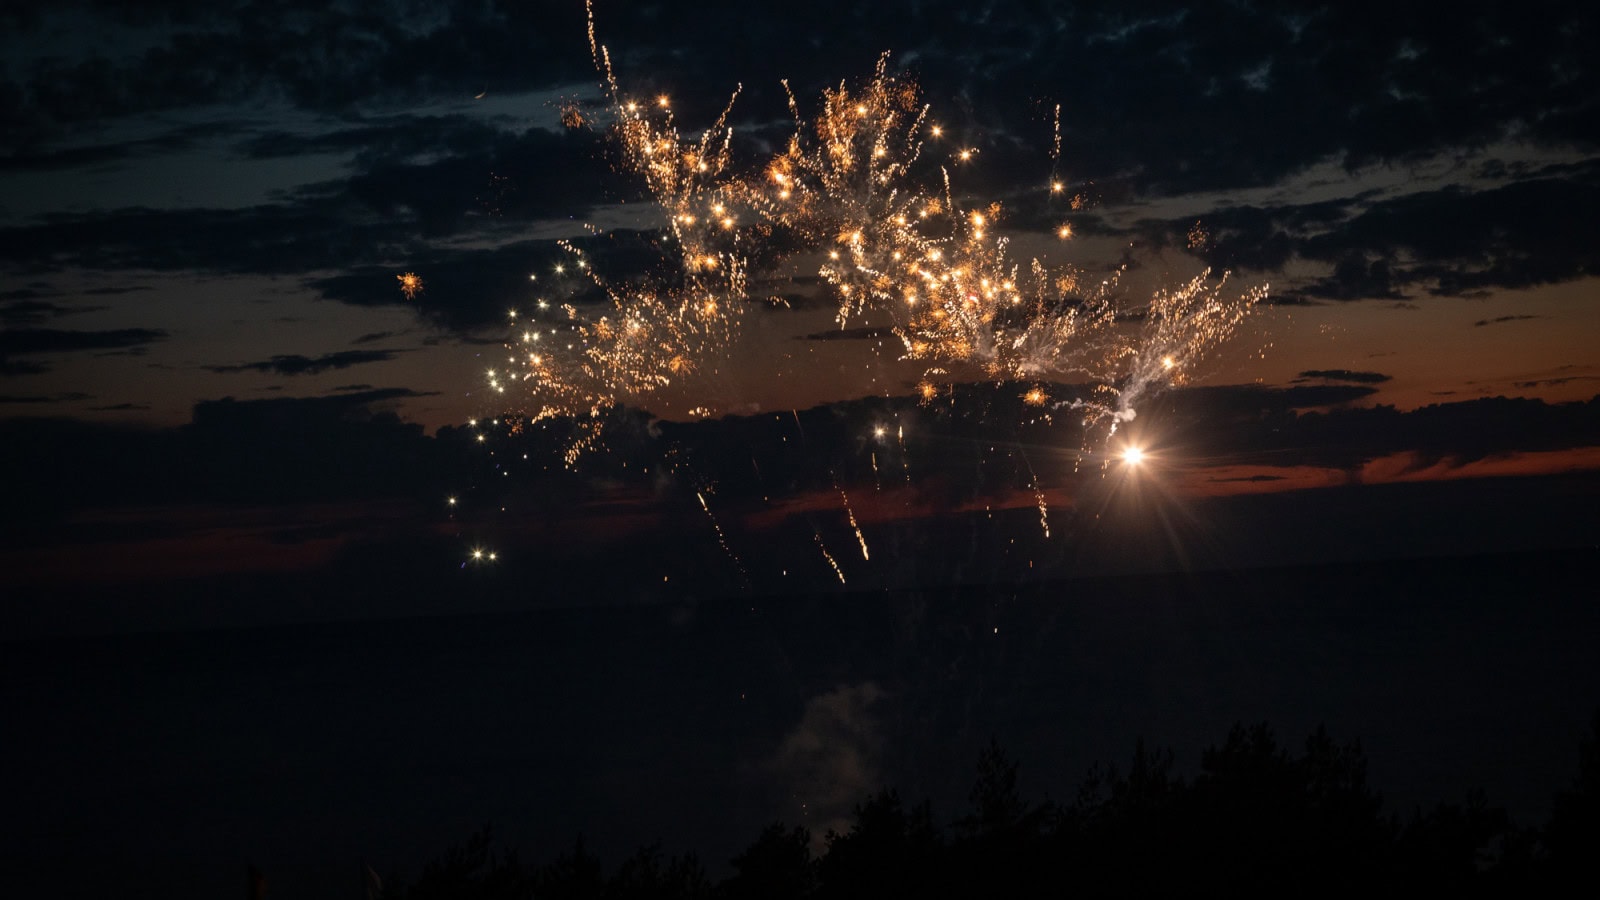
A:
<box><xmin>838</xmin><ymin>486</ymin><xmax>870</xmax><ymax>561</ymax></box>
<box><xmin>698</xmin><ymin>492</ymin><xmax>745</xmax><ymax>576</ymax></box>
<box><xmin>815</xmin><ymin>533</ymin><xmax>846</xmax><ymax>584</ymax></box>
<box><xmin>897</xmin><ymin>424</ymin><xmax>910</xmax><ymax>485</ymax></box>
<box><xmin>1033</xmin><ymin>476</ymin><xmax>1050</xmax><ymax>538</ymax></box>
<box><xmin>397</xmin><ymin>272</ymin><xmax>424</xmax><ymax>300</ymax></box>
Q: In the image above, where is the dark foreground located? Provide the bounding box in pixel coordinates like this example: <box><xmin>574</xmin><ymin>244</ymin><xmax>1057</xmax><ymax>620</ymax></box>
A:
<box><xmin>4</xmin><ymin>548</ymin><xmax>1598</xmax><ymax>898</ymax></box>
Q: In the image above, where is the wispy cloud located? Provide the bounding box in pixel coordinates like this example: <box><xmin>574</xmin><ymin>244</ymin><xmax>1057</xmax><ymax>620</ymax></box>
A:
<box><xmin>204</xmin><ymin>349</ymin><xmax>407</xmax><ymax>376</ymax></box>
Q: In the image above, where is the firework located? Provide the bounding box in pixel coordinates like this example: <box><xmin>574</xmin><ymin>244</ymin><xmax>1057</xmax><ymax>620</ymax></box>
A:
<box><xmin>498</xmin><ymin>7</ymin><xmax>1264</xmax><ymax>463</ymax></box>
<box><xmin>397</xmin><ymin>271</ymin><xmax>424</xmax><ymax>300</ymax></box>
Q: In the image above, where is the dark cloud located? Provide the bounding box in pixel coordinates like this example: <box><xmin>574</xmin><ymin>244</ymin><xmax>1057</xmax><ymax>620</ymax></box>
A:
<box><xmin>0</xmin><ymin>392</ymin><xmax>91</xmax><ymax>403</ymax></box>
<box><xmin>1298</xmin><ymin>254</ymin><xmax>1408</xmax><ymax>301</ymax></box>
<box><xmin>87</xmin><ymin>402</ymin><xmax>151</xmax><ymax>411</ymax></box>
<box><xmin>1297</xmin><ymin>369</ymin><xmax>1392</xmax><ymax>384</ymax></box>
<box><xmin>235</xmin><ymin>115</ymin><xmax>511</xmax><ymax>169</ymax></box>
<box><xmin>1</xmin><ymin>2</ymin><xmax>595</xmax><ymax>148</ymax></box>
<box><xmin>0</xmin><ymin>359</ymin><xmax>49</xmax><ymax>376</ymax></box>
<box><xmin>191</xmin><ymin>386</ymin><xmax>435</xmax><ymax>418</ymax></box>
<box><xmin>1150</xmin><ymin>194</ymin><xmax>1369</xmax><ymax>274</ymax></box>
<box><xmin>311</xmin><ymin>229</ymin><xmax>666</xmax><ymax>331</ymax></box>
<box><xmin>2</xmin><ymin>1</ymin><xmax>1590</xmax><ymax>347</ymax></box>
<box><xmin>0</xmin><ymin>327</ymin><xmax>167</xmax><ymax>355</ymax></box>
<box><xmin>351</xmin><ymin>331</ymin><xmax>400</xmax><ymax>345</ymax></box>
<box><xmin>1475</xmin><ymin>314</ymin><xmax>1541</xmax><ymax>327</ymax></box>
<box><xmin>0</xmin><ymin>125</ymin><xmax>608</xmax><ymax>278</ymax></box>
<box><xmin>0</xmin><ymin>202</ymin><xmax>406</xmax><ymax>274</ymax></box>
<box><xmin>6</xmin><ymin>375</ymin><xmax>1598</xmax><ymax>579</ymax></box>
<box><xmin>321</xmin><ymin>125</ymin><xmax>609</xmax><ymax>233</ymax></box>
<box><xmin>1</xmin><ymin>298</ymin><xmax>101</xmax><ymax>325</ymax></box>
<box><xmin>1148</xmin><ymin>391</ymin><xmax>1600</xmax><ymax>473</ymax></box>
<box><xmin>204</xmin><ymin>348</ymin><xmax>406</xmax><ymax>376</ymax></box>
<box><xmin>1155</xmin><ymin>171</ymin><xmax>1600</xmax><ymax>301</ymax></box>
<box><xmin>0</xmin><ymin>123</ymin><xmax>235</xmax><ymax>172</ymax></box>
<box><xmin>0</xmin><ymin>286</ymin><xmax>50</xmax><ymax>301</ymax></box>
<box><xmin>0</xmin><ymin>386</ymin><xmax>447</xmax><ymax>519</ymax></box>
<box><xmin>82</xmin><ymin>285</ymin><xmax>152</xmax><ymax>296</ymax></box>
<box><xmin>1514</xmin><ymin>375</ymin><xmax>1600</xmax><ymax>390</ymax></box>
<box><xmin>4</xmin><ymin>1</ymin><xmax>1592</xmax><ymax>193</ymax></box>
<box><xmin>1180</xmin><ymin>382</ymin><xmax>1379</xmax><ymax>411</ymax></box>
<box><xmin>1300</xmin><ymin>178</ymin><xmax>1600</xmax><ymax>297</ymax></box>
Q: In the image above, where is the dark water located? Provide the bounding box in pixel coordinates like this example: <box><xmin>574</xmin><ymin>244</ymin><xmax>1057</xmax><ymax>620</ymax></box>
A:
<box><xmin>5</xmin><ymin>549</ymin><xmax>1598</xmax><ymax>899</ymax></box>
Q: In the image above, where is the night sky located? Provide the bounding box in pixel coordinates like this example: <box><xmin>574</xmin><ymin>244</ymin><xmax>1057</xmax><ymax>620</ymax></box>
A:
<box><xmin>3</xmin><ymin>2</ymin><xmax>1599</xmax><ymax>897</ymax></box>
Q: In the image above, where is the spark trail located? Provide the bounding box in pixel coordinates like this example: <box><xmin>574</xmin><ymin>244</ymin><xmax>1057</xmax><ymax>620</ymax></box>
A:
<box><xmin>837</xmin><ymin>484</ymin><xmax>870</xmax><ymax>561</ymax></box>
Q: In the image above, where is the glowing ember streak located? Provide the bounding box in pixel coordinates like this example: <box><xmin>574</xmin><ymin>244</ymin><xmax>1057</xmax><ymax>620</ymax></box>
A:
<box><xmin>815</xmin><ymin>533</ymin><xmax>846</xmax><ymax>584</ymax></box>
<box><xmin>897</xmin><ymin>424</ymin><xmax>910</xmax><ymax>485</ymax></box>
<box><xmin>1051</xmin><ymin>103</ymin><xmax>1062</xmax><ymax>160</ymax></box>
<box><xmin>697</xmin><ymin>491</ymin><xmax>744</xmax><ymax>575</ymax></box>
<box><xmin>838</xmin><ymin>486</ymin><xmax>870</xmax><ymax>560</ymax></box>
<box><xmin>1033</xmin><ymin>476</ymin><xmax>1050</xmax><ymax>538</ymax></box>
<box><xmin>397</xmin><ymin>272</ymin><xmax>423</xmax><ymax>300</ymax></box>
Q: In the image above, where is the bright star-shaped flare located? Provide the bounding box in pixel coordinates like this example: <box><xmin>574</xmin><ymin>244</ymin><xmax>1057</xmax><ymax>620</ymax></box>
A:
<box><xmin>1122</xmin><ymin>446</ymin><xmax>1145</xmax><ymax>466</ymax></box>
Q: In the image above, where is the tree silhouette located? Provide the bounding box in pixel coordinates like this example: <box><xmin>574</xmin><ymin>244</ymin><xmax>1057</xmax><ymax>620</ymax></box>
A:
<box><xmin>533</xmin><ymin>837</ymin><xmax>605</xmax><ymax>900</ymax></box>
<box><xmin>817</xmin><ymin>789</ymin><xmax>941</xmax><ymax>899</ymax></box>
<box><xmin>381</xmin><ymin>719</ymin><xmax>1595</xmax><ymax>899</ymax></box>
<box><xmin>963</xmin><ymin>738</ymin><xmax>1025</xmax><ymax>834</ymax></box>
<box><xmin>1062</xmin><ymin>737</ymin><xmax>1184</xmax><ymax>894</ymax></box>
<box><xmin>1182</xmin><ymin>723</ymin><xmax>1390</xmax><ymax>892</ymax></box>
<box><xmin>1393</xmin><ymin>791</ymin><xmax>1516</xmax><ymax>894</ymax></box>
<box><xmin>1545</xmin><ymin>710</ymin><xmax>1600</xmax><ymax>886</ymax></box>
<box><xmin>405</xmin><ymin>826</ymin><xmax>531</xmax><ymax>900</ymax></box>
<box><xmin>948</xmin><ymin>738</ymin><xmax>1051</xmax><ymax>897</ymax></box>
<box><xmin>605</xmin><ymin>844</ymin><xmax>712</xmax><ymax>900</ymax></box>
<box><xmin>721</xmin><ymin>823</ymin><xmax>814</xmax><ymax>900</ymax></box>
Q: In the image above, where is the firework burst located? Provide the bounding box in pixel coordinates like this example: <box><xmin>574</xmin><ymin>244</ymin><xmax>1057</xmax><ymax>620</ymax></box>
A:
<box><xmin>497</xmin><ymin>4</ymin><xmax>1265</xmax><ymax>466</ymax></box>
